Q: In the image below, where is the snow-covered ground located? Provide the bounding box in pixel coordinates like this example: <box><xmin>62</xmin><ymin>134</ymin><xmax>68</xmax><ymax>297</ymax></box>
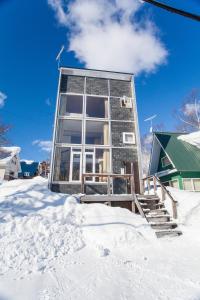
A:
<box><xmin>0</xmin><ymin>177</ymin><xmax>200</xmax><ymax>300</ymax></box>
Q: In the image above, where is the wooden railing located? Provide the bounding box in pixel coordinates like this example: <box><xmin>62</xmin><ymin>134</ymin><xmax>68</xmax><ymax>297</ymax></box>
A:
<box><xmin>142</xmin><ymin>175</ymin><xmax>178</xmax><ymax>219</ymax></box>
<box><xmin>81</xmin><ymin>173</ymin><xmax>135</xmax><ymax>195</ymax></box>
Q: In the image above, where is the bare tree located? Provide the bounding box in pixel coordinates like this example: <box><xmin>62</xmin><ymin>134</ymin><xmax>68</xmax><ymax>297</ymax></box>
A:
<box><xmin>174</xmin><ymin>89</ymin><xmax>200</xmax><ymax>133</ymax></box>
<box><xmin>0</xmin><ymin>119</ymin><xmax>10</xmax><ymax>147</ymax></box>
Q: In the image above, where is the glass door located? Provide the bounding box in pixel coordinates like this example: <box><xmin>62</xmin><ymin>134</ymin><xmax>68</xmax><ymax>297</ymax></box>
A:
<box><xmin>84</xmin><ymin>152</ymin><xmax>95</xmax><ymax>182</ymax></box>
<box><xmin>70</xmin><ymin>151</ymin><xmax>82</xmax><ymax>181</ymax></box>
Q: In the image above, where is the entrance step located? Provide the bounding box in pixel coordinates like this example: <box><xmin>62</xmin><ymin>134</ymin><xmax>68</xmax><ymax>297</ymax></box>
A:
<box><xmin>155</xmin><ymin>230</ymin><xmax>182</xmax><ymax>238</ymax></box>
<box><xmin>150</xmin><ymin>221</ymin><xmax>178</xmax><ymax>230</ymax></box>
<box><xmin>146</xmin><ymin>214</ymin><xmax>170</xmax><ymax>223</ymax></box>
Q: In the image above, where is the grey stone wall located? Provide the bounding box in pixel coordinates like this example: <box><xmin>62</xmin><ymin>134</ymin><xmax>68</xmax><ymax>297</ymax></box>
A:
<box><xmin>110</xmin><ymin>97</ymin><xmax>134</xmax><ymax>121</ymax></box>
<box><xmin>86</xmin><ymin>77</ymin><xmax>109</xmax><ymax>96</ymax></box>
<box><xmin>111</xmin><ymin>121</ymin><xmax>135</xmax><ymax>147</ymax></box>
<box><xmin>50</xmin><ymin>183</ymin><xmax>107</xmax><ymax>195</ymax></box>
<box><xmin>112</xmin><ymin>148</ymin><xmax>138</xmax><ymax>174</ymax></box>
<box><xmin>85</xmin><ymin>184</ymin><xmax>108</xmax><ymax>195</ymax></box>
<box><xmin>110</xmin><ymin>80</ymin><xmax>132</xmax><ymax>97</ymax></box>
<box><xmin>60</xmin><ymin>75</ymin><xmax>85</xmax><ymax>94</ymax></box>
<box><xmin>50</xmin><ymin>183</ymin><xmax>82</xmax><ymax>194</ymax></box>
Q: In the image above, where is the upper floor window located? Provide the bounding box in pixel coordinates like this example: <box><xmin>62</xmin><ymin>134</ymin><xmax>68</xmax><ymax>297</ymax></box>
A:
<box><xmin>86</xmin><ymin>96</ymin><xmax>108</xmax><ymax>119</ymax></box>
<box><xmin>85</xmin><ymin>121</ymin><xmax>109</xmax><ymax>145</ymax></box>
<box><xmin>59</xmin><ymin>94</ymin><xmax>83</xmax><ymax>117</ymax></box>
<box><xmin>161</xmin><ymin>156</ymin><xmax>171</xmax><ymax>167</ymax></box>
<box><xmin>57</xmin><ymin>119</ymin><xmax>82</xmax><ymax>144</ymax></box>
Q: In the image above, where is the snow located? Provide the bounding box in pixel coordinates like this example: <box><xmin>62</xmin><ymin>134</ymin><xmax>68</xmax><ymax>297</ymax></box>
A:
<box><xmin>0</xmin><ymin>177</ymin><xmax>200</xmax><ymax>299</ymax></box>
<box><xmin>178</xmin><ymin>130</ymin><xmax>200</xmax><ymax>149</ymax></box>
<box><xmin>21</xmin><ymin>159</ymin><xmax>35</xmax><ymax>164</ymax></box>
<box><xmin>0</xmin><ymin>146</ymin><xmax>21</xmax><ymax>165</ymax></box>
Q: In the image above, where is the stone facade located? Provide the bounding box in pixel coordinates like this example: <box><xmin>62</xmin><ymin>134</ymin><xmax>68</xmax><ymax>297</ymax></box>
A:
<box><xmin>110</xmin><ymin>97</ymin><xmax>134</xmax><ymax>120</ymax></box>
<box><xmin>50</xmin><ymin>68</ymin><xmax>141</xmax><ymax>195</ymax></box>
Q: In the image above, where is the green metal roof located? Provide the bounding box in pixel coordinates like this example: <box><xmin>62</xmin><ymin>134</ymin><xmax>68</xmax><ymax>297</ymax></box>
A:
<box><xmin>155</xmin><ymin>132</ymin><xmax>200</xmax><ymax>172</ymax></box>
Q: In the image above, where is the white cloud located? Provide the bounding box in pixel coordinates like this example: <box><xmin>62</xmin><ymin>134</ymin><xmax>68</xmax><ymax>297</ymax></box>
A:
<box><xmin>48</xmin><ymin>0</ymin><xmax>167</xmax><ymax>74</ymax></box>
<box><xmin>183</xmin><ymin>103</ymin><xmax>200</xmax><ymax>116</ymax></box>
<box><xmin>0</xmin><ymin>91</ymin><xmax>7</xmax><ymax>108</ymax></box>
<box><xmin>32</xmin><ymin>140</ymin><xmax>52</xmax><ymax>152</ymax></box>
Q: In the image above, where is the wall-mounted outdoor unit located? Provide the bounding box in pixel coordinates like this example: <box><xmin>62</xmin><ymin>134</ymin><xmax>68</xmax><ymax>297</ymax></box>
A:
<box><xmin>120</xmin><ymin>96</ymin><xmax>133</xmax><ymax>108</ymax></box>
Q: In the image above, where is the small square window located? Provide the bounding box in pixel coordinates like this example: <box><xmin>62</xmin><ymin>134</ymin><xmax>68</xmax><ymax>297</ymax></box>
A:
<box><xmin>123</xmin><ymin>132</ymin><xmax>135</xmax><ymax>144</ymax></box>
<box><xmin>161</xmin><ymin>156</ymin><xmax>171</xmax><ymax>167</ymax></box>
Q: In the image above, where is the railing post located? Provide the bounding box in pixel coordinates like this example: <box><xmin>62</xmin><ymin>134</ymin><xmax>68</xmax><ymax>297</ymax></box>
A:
<box><xmin>153</xmin><ymin>176</ymin><xmax>157</xmax><ymax>194</ymax></box>
<box><xmin>172</xmin><ymin>201</ymin><xmax>178</xmax><ymax>219</ymax></box>
<box><xmin>161</xmin><ymin>187</ymin><xmax>166</xmax><ymax>202</ymax></box>
<box><xmin>147</xmin><ymin>178</ymin><xmax>150</xmax><ymax>194</ymax></box>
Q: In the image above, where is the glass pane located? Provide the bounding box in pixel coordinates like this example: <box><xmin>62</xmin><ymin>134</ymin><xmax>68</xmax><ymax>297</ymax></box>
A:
<box><xmin>183</xmin><ymin>179</ymin><xmax>192</xmax><ymax>190</ymax></box>
<box><xmin>85</xmin><ymin>154</ymin><xmax>94</xmax><ymax>181</ymax></box>
<box><xmin>72</xmin><ymin>154</ymin><xmax>81</xmax><ymax>181</ymax></box>
<box><xmin>171</xmin><ymin>180</ymin><xmax>179</xmax><ymax>189</ymax></box>
<box><xmin>162</xmin><ymin>156</ymin><xmax>171</xmax><ymax>167</ymax></box>
<box><xmin>95</xmin><ymin>149</ymin><xmax>110</xmax><ymax>182</ymax></box>
<box><xmin>193</xmin><ymin>179</ymin><xmax>200</xmax><ymax>191</ymax></box>
<box><xmin>59</xmin><ymin>95</ymin><xmax>83</xmax><ymax>116</ymax></box>
<box><xmin>53</xmin><ymin>148</ymin><xmax>70</xmax><ymax>181</ymax></box>
<box><xmin>86</xmin><ymin>154</ymin><xmax>93</xmax><ymax>173</ymax></box>
<box><xmin>86</xmin><ymin>96</ymin><xmax>108</xmax><ymax>118</ymax></box>
<box><xmin>86</xmin><ymin>121</ymin><xmax>109</xmax><ymax>145</ymax></box>
<box><xmin>57</xmin><ymin>119</ymin><xmax>82</xmax><ymax>144</ymax></box>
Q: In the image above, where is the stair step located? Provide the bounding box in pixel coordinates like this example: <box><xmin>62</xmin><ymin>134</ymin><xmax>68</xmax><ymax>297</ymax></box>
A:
<box><xmin>137</xmin><ymin>194</ymin><xmax>158</xmax><ymax>198</ymax></box>
<box><xmin>140</xmin><ymin>203</ymin><xmax>164</xmax><ymax>209</ymax></box>
<box><xmin>144</xmin><ymin>208</ymin><xmax>168</xmax><ymax>215</ymax></box>
<box><xmin>146</xmin><ymin>215</ymin><xmax>170</xmax><ymax>223</ymax></box>
<box><xmin>150</xmin><ymin>221</ymin><xmax>178</xmax><ymax>230</ymax></box>
<box><xmin>156</xmin><ymin>230</ymin><xmax>182</xmax><ymax>238</ymax></box>
<box><xmin>138</xmin><ymin>197</ymin><xmax>160</xmax><ymax>201</ymax></box>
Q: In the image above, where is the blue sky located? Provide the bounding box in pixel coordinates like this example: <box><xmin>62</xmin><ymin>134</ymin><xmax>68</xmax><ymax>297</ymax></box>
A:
<box><xmin>0</xmin><ymin>0</ymin><xmax>199</xmax><ymax>161</ymax></box>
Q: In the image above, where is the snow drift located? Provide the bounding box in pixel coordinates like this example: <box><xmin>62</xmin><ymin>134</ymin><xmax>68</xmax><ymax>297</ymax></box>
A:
<box><xmin>0</xmin><ymin>177</ymin><xmax>153</xmax><ymax>276</ymax></box>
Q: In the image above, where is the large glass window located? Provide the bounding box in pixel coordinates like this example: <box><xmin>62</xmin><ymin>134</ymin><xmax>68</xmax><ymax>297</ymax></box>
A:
<box><xmin>193</xmin><ymin>179</ymin><xmax>200</xmax><ymax>191</ymax></box>
<box><xmin>53</xmin><ymin>147</ymin><xmax>70</xmax><ymax>181</ymax></box>
<box><xmin>71</xmin><ymin>152</ymin><xmax>81</xmax><ymax>181</ymax></box>
<box><xmin>57</xmin><ymin>119</ymin><xmax>82</xmax><ymax>144</ymax></box>
<box><xmin>183</xmin><ymin>179</ymin><xmax>192</xmax><ymax>190</ymax></box>
<box><xmin>85</xmin><ymin>121</ymin><xmax>109</xmax><ymax>145</ymax></box>
<box><xmin>86</xmin><ymin>96</ymin><xmax>108</xmax><ymax>118</ymax></box>
<box><xmin>59</xmin><ymin>95</ymin><xmax>83</xmax><ymax>116</ymax></box>
<box><xmin>170</xmin><ymin>180</ymin><xmax>179</xmax><ymax>189</ymax></box>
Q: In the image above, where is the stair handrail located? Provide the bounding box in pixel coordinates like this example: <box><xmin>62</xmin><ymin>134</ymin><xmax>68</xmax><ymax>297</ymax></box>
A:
<box><xmin>142</xmin><ymin>175</ymin><xmax>178</xmax><ymax>219</ymax></box>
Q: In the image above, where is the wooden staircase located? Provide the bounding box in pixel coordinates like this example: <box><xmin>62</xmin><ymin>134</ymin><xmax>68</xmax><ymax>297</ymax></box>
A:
<box><xmin>135</xmin><ymin>194</ymin><xmax>182</xmax><ymax>238</ymax></box>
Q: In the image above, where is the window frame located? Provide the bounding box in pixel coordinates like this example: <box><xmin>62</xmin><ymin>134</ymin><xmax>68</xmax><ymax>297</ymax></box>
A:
<box><xmin>59</xmin><ymin>93</ymin><xmax>84</xmax><ymax>117</ymax></box>
<box><xmin>161</xmin><ymin>156</ymin><xmax>171</xmax><ymax>168</ymax></box>
<box><xmin>122</xmin><ymin>132</ymin><xmax>135</xmax><ymax>144</ymax></box>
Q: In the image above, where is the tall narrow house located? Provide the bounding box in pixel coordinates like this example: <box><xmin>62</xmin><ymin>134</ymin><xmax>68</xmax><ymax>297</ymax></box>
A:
<box><xmin>50</xmin><ymin>67</ymin><xmax>142</xmax><ymax>194</ymax></box>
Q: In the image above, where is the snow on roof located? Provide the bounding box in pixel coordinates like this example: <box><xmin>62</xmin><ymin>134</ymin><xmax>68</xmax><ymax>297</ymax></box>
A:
<box><xmin>0</xmin><ymin>146</ymin><xmax>21</xmax><ymax>165</ymax></box>
<box><xmin>178</xmin><ymin>131</ymin><xmax>200</xmax><ymax>149</ymax></box>
<box><xmin>21</xmin><ymin>159</ymin><xmax>34</xmax><ymax>165</ymax></box>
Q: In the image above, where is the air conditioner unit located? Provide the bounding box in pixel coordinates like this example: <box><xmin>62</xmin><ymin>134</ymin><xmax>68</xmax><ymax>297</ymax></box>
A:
<box><xmin>120</xmin><ymin>96</ymin><xmax>133</xmax><ymax>108</ymax></box>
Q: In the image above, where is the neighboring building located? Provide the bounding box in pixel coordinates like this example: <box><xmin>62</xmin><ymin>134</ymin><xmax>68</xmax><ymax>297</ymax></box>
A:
<box><xmin>49</xmin><ymin>67</ymin><xmax>142</xmax><ymax>194</ymax></box>
<box><xmin>39</xmin><ymin>161</ymin><xmax>50</xmax><ymax>178</ymax></box>
<box><xmin>19</xmin><ymin>160</ymin><xmax>39</xmax><ymax>178</ymax></box>
<box><xmin>149</xmin><ymin>132</ymin><xmax>200</xmax><ymax>191</ymax></box>
<box><xmin>0</xmin><ymin>147</ymin><xmax>21</xmax><ymax>180</ymax></box>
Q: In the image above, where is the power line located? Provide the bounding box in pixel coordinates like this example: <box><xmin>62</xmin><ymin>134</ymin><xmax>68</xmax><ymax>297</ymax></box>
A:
<box><xmin>142</xmin><ymin>0</ymin><xmax>200</xmax><ymax>22</ymax></box>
